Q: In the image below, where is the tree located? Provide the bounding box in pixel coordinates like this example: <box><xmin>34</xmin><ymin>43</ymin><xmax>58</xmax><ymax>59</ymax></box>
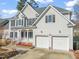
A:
<box><xmin>17</xmin><ymin>0</ymin><xmax>39</xmax><ymax>11</ymax></box>
<box><xmin>28</xmin><ymin>0</ymin><xmax>39</xmax><ymax>8</ymax></box>
<box><xmin>72</xmin><ymin>1</ymin><xmax>79</xmax><ymax>21</ymax></box>
<box><xmin>17</xmin><ymin>0</ymin><xmax>27</xmax><ymax>11</ymax></box>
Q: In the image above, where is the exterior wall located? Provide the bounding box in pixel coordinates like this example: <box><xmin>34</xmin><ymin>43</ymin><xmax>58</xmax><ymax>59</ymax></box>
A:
<box><xmin>33</xmin><ymin>7</ymin><xmax>73</xmax><ymax>50</ymax></box>
<box><xmin>3</xmin><ymin>30</ymin><xmax>9</xmax><ymax>39</ymax></box>
<box><xmin>2</xmin><ymin>23</ymin><xmax>9</xmax><ymax>39</ymax></box>
<box><xmin>64</xmin><ymin>13</ymin><xmax>71</xmax><ymax>20</ymax></box>
<box><xmin>22</xmin><ymin>4</ymin><xmax>39</xmax><ymax>19</ymax></box>
<box><xmin>0</xmin><ymin>28</ymin><xmax>9</xmax><ymax>39</ymax></box>
<box><xmin>9</xmin><ymin>4</ymin><xmax>38</xmax><ymax>42</ymax></box>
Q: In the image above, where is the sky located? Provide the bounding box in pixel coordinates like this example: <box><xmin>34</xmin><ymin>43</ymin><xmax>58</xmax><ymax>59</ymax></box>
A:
<box><xmin>0</xmin><ymin>0</ymin><xmax>78</xmax><ymax>18</ymax></box>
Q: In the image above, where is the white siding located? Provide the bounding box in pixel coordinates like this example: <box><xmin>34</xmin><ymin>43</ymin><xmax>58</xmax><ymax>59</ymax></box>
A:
<box><xmin>33</xmin><ymin>7</ymin><xmax>73</xmax><ymax>50</ymax></box>
<box><xmin>23</xmin><ymin>4</ymin><xmax>39</xmax><ymax>19</ymax></box>
<box><xmin>9</xmin><ymin>4</ymin><xmax>38</xmax><ymax>43</ymax></box>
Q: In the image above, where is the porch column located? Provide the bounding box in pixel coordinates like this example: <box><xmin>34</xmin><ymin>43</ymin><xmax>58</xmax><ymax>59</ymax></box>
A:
<box><xmin>9</xmin><ymin>20</ymin><xmax>11</xmax><ymax>38</ymax></box>
<box><xmin>15</xmin><ymin>20</ymin><xmax>16</xmax><ymax>27</ymax></box>
<box><xmin>13</xmin><ymin>30</ymin><xmax>15</xmax><ymax>41</ymax></box>
<box><xmin>18</xmin><ymin>30</ymin><xmax>21</xmax><ymax>42</ymax></box>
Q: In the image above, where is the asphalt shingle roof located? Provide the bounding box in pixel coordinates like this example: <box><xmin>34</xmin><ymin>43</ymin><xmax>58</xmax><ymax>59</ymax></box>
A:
<box><xmin>34</xmin><ymin>7</ymin><xmax>46</xmax><ymax>15</ymax></box>
<box><xmin>0</xmin><ymin>19</ymin><xmax>9</xmax><ymax>27</ymax></box>
<box><xmin>34</xmin><ymin>6</ymin><xmax>71</xmax><ymax>15</ymax></box>
<box><xmin>53</xmin><ymin>6</ymin><xmax>71</xmax><ymax>14</ymax></box>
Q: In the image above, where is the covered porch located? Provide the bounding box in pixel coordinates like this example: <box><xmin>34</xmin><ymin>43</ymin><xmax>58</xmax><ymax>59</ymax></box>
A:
<box><xmin>10</xmin><ymin>29</ymin><xmax>33</xmax><ymax>43</ymax></box>
<box><xmin>18</xmin><ymin>29</ymin><xmax>33</xmax><ymax>42</ymax></box>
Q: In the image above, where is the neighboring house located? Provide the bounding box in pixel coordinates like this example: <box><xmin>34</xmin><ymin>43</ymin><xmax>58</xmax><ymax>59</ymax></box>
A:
<box><xmin>9</xmin><ymin>3</ymin><xmax>75</xmax><ymax>51</ymax></box>
<box><xmin>0</xmin><ymin>19</ymin><xmax>9</xmax><ymax>39</ymax></box>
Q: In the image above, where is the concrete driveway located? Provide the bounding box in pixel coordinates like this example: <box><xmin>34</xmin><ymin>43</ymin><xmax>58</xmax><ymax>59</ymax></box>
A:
<box><xmin>12</xmin><ymin>48</ymin><xmax>75</xmax><ymax>59</ymax></box>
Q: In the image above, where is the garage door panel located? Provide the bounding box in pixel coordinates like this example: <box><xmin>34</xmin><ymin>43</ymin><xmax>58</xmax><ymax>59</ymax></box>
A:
<box><xmin>53</xmin><ymin>37</ymin><xmax>69</xmax><ymax>51</ymax></box>
<box><xmin>36</xmin><ymin>35</ymin><xmax>69</xmax><ymax>51</ymax></box>
<box><xmin>36</xmin><ymin>36</ymin><xmax>50</xmax><ymax>48</ymax></box>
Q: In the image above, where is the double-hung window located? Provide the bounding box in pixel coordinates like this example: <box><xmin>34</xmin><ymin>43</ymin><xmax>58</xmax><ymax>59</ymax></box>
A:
<box><xmin>11</xmin><ymin>20</ymin><xmax>15</xmax><ymax>26</ymax></box>
<box><xmin>45</xmin><ymin>15</ymin><xmax>55</xmax><ymax>23</ymax></box>
<box><xmin>21</xmin><ymin>32</ymin><xmax>24</xmax><ymax>38</ymax></box>
<box><xmin>10</xmin><ymin>32</ymin><xmax>13</xmax><ymax>38</ymax></box>
<box><xmin>28</xmin><ymin>31</ymin><xmax>33</xmax><ymax>38</ymax></box>
<box><xmin>19</xmin><ymin>20</ymin><xmax>22</xmax><ymax>26</ymax></box>
<box><xmin>15</xmin><ymin>32</ymin><xmax>17</xmax><ymax>38</ymax></box>
<box><xmin>25</xmin><ymin>32</ymin><xmax>27</xmax><ymax>38</ymax></box>
<box><xmin>10</xmin><ymin>32</ymin><xmax>17</xmax><ymax>38</ymax></box>
<box><xmin>16</xmin><ymin>19</ymin><xmax>24</xmax><ymax>27</ymax></box>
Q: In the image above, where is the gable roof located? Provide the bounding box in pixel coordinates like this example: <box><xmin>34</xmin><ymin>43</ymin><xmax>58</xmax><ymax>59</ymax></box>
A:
<box><xmin>13</xmin><ymin>3</ymin><xmax>74</xmax><ymax>26</ymax></box>
<box><xmin>34</xmin><ymin>6</ymin><xmax>71</xmax><ymax>15</ymax></box>
<box><xmin>16</xmin><ymin>2</ymin><xmax>39</xmax><ymax>17</ymax></box>
<box><xmin>32</xmin><ymin>5</ymin><xmax>75</xmax><ymax>26</ymax></box>
<box><xmin>34</xmin><ymin>7</ymin><xmax>46</xmax><ymax>15</ymax></box>
<box><xmin>16</xmin><ymin>2</ymin><xmax>71</xmax><ymax>17</ymax></box>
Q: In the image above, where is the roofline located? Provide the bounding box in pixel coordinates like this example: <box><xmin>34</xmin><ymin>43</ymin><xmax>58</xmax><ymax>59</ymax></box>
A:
<box><xmin>32</xmin><ymin>5</ymin><xmax>75</xmax><ymax>26</ymax></box>
<box><xmin>11</xmin><ymin>26</ymin><xmax>37</xmax><ymax>29</ymax></box>
<box><xmin>32</xmin><ymin>5</ymin><xmax>50</xmax><ymax>25</ymax></box>
<box><xmin>16</xmin><ymin>2</ymin><xmax>39</xmax><ymax>17</ymax></box>
<box><xmin>0</xmin><ymin>20</ymin><xmax>9</xmax><ymax>27</ymax></box>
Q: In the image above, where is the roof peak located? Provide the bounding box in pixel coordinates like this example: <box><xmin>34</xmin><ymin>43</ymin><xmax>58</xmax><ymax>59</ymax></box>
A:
<box><xmin>34</xmin><ymin>4</ymin><xmax>71</xmax><ymax>15</ymax></box>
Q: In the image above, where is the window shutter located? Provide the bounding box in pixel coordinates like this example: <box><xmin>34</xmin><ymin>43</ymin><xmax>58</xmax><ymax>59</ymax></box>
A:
<box><xmin>24</xmin><ymin>19</ymin><xmax>26</xmax><ymax>27</ymax></box>
<box><xmin>45</xmin><ymin>16</ymin><xmax>47</xmax><ymax>23</ymax></box>
<box><xmin>22</xmin><ymin>20</ymin><xmax>23</xmax><ymax>26</ymax></box>
<box><xmin>16</xmin><ymin>20</ymin><xmax>18</xmax><ymax>26</ymax></box>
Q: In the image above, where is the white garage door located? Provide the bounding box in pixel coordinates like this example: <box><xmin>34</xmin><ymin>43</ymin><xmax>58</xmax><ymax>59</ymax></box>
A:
<box><xmin>36</xmin><ymin>36</ymin><xmax>50</xmax><ymax>48</ymax></box>
<box><xmin>53</xmin><ymin>37</ymin><xmax>69</xmax><ymax>51</ymax></box>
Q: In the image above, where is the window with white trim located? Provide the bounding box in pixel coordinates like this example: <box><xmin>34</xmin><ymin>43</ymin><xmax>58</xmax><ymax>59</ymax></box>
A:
<box><xmin>28</xmin><ymin>31</ymin><xmax>33</xmax><ymax>38</ymax></box>
<box><xmin>45</xmin><ymin>15</ymin><xmax>55</xmax><ymax>23</ymax></box>
<box><xmin>21</xmin><ymin>32</ymin><xmax>24</xmax><ymax>38</ymax></box>
<box><xmin>19</xmin><ymin>19</ymin><xmax>23</xmax><ymax>26</ymax></box>
<box><xmin>10</xmin><ymin>32</ymin><xmax>13</xmax><ymax>38</ymax></box>
<box><xmin>11</xmin><ymin>20</ymin><xmax>15</xmax><ymax>26</ymax></box>
<box><xmin>15</xmin><ymin>32</ymin><xmax>17</xmax><ymax>38</ymax></box>
<box><xmin>16</xmin><ymin>19</ymin><xmax>24</xmax><ymax>26</ymax></box>
<box><xmin>25</xmin><ymin>32</ymin><xmax>27</xmax><ymax>38</ymax></box>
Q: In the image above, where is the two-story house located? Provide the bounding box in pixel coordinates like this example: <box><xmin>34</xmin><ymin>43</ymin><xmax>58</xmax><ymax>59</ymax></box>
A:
<box><xmin>9</xmin><ymin>3</ymin><xmax>75</xmax><ymax>51</ymax></box>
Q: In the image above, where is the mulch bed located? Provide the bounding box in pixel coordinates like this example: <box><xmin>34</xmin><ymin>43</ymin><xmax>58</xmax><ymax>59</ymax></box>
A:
<box><xmin>0</xmin><ymin>50</ymin><xmax>19</xmax><ymax>59</ymax></box>
<box><xmin>0</xmin><ymin>47</ymin><xmax>28</xmax><ymax>59</ymax></box>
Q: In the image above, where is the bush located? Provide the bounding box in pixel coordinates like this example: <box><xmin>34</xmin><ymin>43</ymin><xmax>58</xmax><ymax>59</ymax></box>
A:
<box><xmin>73</xmin><ymin>36</ymin><xmax>79</xmax><ymax>50</ymax></box>
<box><xmin>73</xmin><ymin>36</ymin><xmax>79</xmax><ymax>41</ymax></box>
